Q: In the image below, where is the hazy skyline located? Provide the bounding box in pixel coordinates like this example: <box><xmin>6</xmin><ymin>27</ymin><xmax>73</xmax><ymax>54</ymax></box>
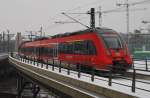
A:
<box><xmin>0</xmin><ymin>0</ymin><xmax>150</xmax><ymax>36</ymax></box>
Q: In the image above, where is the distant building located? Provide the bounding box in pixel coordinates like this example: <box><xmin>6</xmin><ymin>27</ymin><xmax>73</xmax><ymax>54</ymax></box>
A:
<box><xmin>119</xmin><ymin>30</ymin><xmax>150</xmax><ymax>58</ymax></box>
<box><xmin>129</xmin><ymin>33</ymin><xmax>150</xmax><ymax>52</ymax></box>
<box><xmin>15</xmin><ymin>32</ymin><xmax>22</xmax><ymax>52</ymax></box>
<box><xmin>0</xmin><ymin>32</ymin><xmax>15</xmax><ymax>53</ymax></box>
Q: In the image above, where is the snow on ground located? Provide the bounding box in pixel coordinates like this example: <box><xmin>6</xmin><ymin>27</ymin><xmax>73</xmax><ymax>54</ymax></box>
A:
<box><xmin>13</xmin><ymin>57</ymin><xmax>150</xmax><ymax>98</ymax></box>
<box><xmin>128</xmin><ymin>69</ymin><xmax>150</xmax><ymax>76</ymax></box>
<box><xmin>133</xmin><ymin>60</ymin><xmax>150</xmax><ymax>70</ymax></box>
<box><xmin>128</xmin><ymin>60</ymin><xmax>150</xmax><ymax>76</ymax></box>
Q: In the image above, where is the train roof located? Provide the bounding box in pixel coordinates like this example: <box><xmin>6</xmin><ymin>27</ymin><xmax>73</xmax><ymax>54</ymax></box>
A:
<box><xmin>51</xmin><ymin>27</ymin><xmax>115</xmax><ymax>39</ymax></box>
<box><xmin>33</xmin><ymin>37</ymin><xmax>49</xmax><ymax>41</ymax></box>
<box><xmin>21</xmin><ymin>27</ymin><xmax>116</xmax><ymax>47</ymax></box>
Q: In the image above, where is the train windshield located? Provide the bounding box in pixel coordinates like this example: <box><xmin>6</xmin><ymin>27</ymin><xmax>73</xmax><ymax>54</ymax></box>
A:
<box><xmin>99</xmin><ymin>33</ymin><xmax>123</xmax><ymax>49</ymax></box>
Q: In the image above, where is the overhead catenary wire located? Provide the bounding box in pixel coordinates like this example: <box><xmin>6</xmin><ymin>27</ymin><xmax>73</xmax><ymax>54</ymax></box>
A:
<box><xmin>62</xmin><ymin>6</ymin><xmax>146</xmax><ymax>27</ymax></box>
<box><xmin>102</xmin><ymin>8</ymin><xmax>147</xmax><ymax>13</ymax></box>
<box><xmin>40</xmin><ymin>0</ymin><xmax>150</xmax><ymax>36</ymax></box>
<box><xmin>46</xmin><ymin>7</ymin><xmax>124</xmax><ymax>33</ymax></box>
<box><xmin>45</xmin><ymin>14</ymin><xmax>89</xmax><ymax>32</ymax></box>
<box><xmin>44</xmin><ymin>0</ymin><xmax>104</xmax><ymax>33</ymax></box>
<box><xmin>62</xmin><ymin>12</ymin><xmax>90</xmax><ymax>29</ymax></box>
<box><xmin>130</xmin><ymin>0</ymin><xmax>150</xmax><ymax>6</ymax></box>
<box><xmin>65</xmin><ymin>0</ymin><xmax>103</xmax><ymax>13</ymax></box>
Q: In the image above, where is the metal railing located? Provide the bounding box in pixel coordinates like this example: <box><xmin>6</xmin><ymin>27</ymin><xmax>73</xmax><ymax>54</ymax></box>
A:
<box><xmin>133</xmin><ymin>58</ymin><xmax>150</xmax><ymax>71</ymax></box>
<box><xmin>10</xmin><ymin>52</ymin><xmax>150</xmax><ymax>94</ymax></box>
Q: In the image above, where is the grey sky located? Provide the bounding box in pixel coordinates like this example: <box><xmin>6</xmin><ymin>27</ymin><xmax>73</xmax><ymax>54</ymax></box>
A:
<box><xmin>0</xmin><ymin>0</ymin><xmax>150</xmax><ymax>36</ymax></box>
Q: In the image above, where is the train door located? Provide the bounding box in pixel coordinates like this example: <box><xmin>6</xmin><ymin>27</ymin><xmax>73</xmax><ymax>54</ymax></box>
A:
<box><xmin>53</xmin><ymin>43</ymin><xmax>59</xmax><ymax>58</ymax></box>
<box><xmin>85</xmin><ymin>40</ymin><xmax>97</xmax><ymax>65</ymax></box>
<box><xmin>39</xmin><ymin>47</ymin><xmax>42</xmax><ymax>60</ymax></box>
<box><xmin>35</xmin><ymin>47</ymin><xmax>40</xmax><ymax>60</ymax></box>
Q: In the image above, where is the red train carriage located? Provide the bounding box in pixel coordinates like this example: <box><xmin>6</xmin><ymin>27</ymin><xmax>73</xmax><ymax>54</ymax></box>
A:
<box><xmin>19</xmin><ymin>27</ymin><xmax>132</xmax><ymax>73</ymax></box>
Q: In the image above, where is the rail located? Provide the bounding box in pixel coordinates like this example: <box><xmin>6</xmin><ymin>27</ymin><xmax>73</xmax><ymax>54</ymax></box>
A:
<box><xmin>10</xmin><ymin>52</ymin><xmax>150</xmax><ymax>94</ymax></box>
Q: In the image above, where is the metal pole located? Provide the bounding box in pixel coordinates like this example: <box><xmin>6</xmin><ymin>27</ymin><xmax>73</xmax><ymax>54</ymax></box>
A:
<box><xmin>98</xmin><ymin>6</ymin><xmax>102</xmax><ymax>27</ymax></box>
<box><xmin>52</xmin><ymin>59</ymin><xmax>54</xmax><ymax>71</ymax></box>
<box><xmin>67</xmin><ymin>64</ymin><xmax>70</xmax><ymax>75</ymax></box>
<box><xmin>78</xmin><ymin>64</ymin><xmax>81</xmax><ymax>78</ymax></box>
<box><xmin>90</xmin><ymin>8</ymin><xmax>95</xmax><ymax>28</ymax></box>
<box><xmin>132</xmin><ymin>69</ymin><xmax>136</xmax><ymax>92</ymax></box>
<box><xmin>91</xmin><ymin>67</ymin><xmax>95</xmax><ymax>82</ymax></box>
<box><xmin>132</xmin><ymin>58</ymin><xmax>135</xmax><ymax>69</ymax></box>
<box><xmin>40</xmin><ymin>26</ymin><xmax>43</xmax><ymax>38</ymax></box>
<box><xmin>7</xmin><ymin>30</ymin><xmax>10</xmax><ymax>53</ymax></box>
<box><xmin>145</xmin><ymin>59</ymin><xmax>148</xmax><ymax>71</ymax></box>
<box><xmin>37</xmin><ymin>59</ymin><xmax>39</xmax><ymax>66</ymax></box>
<box><xmin>46</xmin><ymin>59</ymin><xmax>48</xmax><ymax>69</ymax></box>
<box><xmin>108</xmin><ymin>69</ymin><xmax>112</xmax><ymax>86</ymax></box>
<box><xmin>28</xmin><ymin>56</ymin><xmax>29</xmax><ymax>63</ymax></box>
<box><xmin>41</xmin><ymin>61</ymin><xmax>43</xmax><ymax>68</ymax></box>
<box><xmin>59</xmin><ymin>61</ymin><xmax>61</xmax><ymax>73</ymax></box>
<box><xmin>116</xmin><ymin>0</ymin><xmax>130</xmax><ymax>44</ymax></box>
<box><xmin>34</xmin><ymin>57</ymin><xmax>35</xmax><ymax>65</ymax></box>
<box><xmin>30</xmin><ymin>58</ymin><xmax>32</xmax><ymax>64</ymax></box>
<box><xmin>2</xmin><ymin>31</ymin><xmax>5</xmax><ymax>52</ymax></box>
<box><xmin>126</xmin><ymin>0</ymin><xmax>130</xmax><ymax>45</ymax></box>
<box><xmin>11</xmin><ymin>52</ymin><xmax>13</xmax><ymax>57</ymax></box>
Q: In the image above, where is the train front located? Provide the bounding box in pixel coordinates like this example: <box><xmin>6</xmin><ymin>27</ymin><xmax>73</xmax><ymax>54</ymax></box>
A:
<box><xmin>96</xmin><ymin>29</ymin><xmax>132</xmax><ymax>73</ymax></box>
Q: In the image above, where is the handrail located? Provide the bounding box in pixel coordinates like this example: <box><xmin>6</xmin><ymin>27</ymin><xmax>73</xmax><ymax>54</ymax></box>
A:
<box><xmin>132</xmin><ymin>58</ymin><xmax>149</xmax><ymax>71</ymax></box>
<box><xmin>10</xmin><ymin>52</ymin><xmax>150</xmax><ymax>94</ymax></box>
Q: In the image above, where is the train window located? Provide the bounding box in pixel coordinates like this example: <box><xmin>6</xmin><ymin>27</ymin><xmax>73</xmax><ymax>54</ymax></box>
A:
<box><xmin>58</xmin><ymin>40</ymin><xmax>97</xmax><ymax>55</ymax></box>
<box><xmin>59</xmin><ymin>43</ymin><xmax>67</xmax><ymax>54</ymax></box>
<box><xmin>40</xmin><ymin>47</ymin><xmax>45</xmax><ymax>55</ymax></box>
<box><xmin>59</xmin><ymin>43</ymin><xmax>73</xmax><ymax>54</ymax></box>
<box><xmin>44</xmin><ymin>47</ymin><xmax>48</xmax><ymax>55</ymax></box>
<box><xmin>33</xmin><ymin>47</ymin><xmax>36</xmax><ymax>55</ymax></box>
<box><xmin>28</xmin><ymin>47</ymin><xmax>34</xmax><ymax>54</ymax></box>
<box><xmin>24</xmin><ymin>48</ymin><xmax>26</xmax><ymax>52</ymax></box>
<box><xmin>74</xmin><ymin>41</ymin><xmax>87</xmax><ymax>54</ymax></box>
<box><xmin>67</xmin><ymin>43</ymin><xmax>73</xmax><ymax>54</ymax></box>
<box><xmin>48</xmin><ymin>48</ymin><xmax>53</xmax><ymax>56</ymax></box>
<box><xmin>41</xmin><ymin>47</ymin><xmax>53</xmax><ymax>56</ymax></box>
<box><xmin>41</xmin><ymin>47</ymin><xmax>45</xmax><ymax>54</ymax></box>
<box><xmin>58</xmin><ymin>43</ymin><xmax>63</xmax><ymax>53</ymax></box>
<box><xmin>36</xmin><ymin>47</ymin><xmax>40</xmax><ymax>56</ymax></box>
<box><xmin>99</xmin><ymin>33</ymin><xmax>122</xmax><ymax>49</ymax></box>
<box><xmin>86</xmin><ymin>40</ymin><xmax>97</xmax><ymax>55</ymax></box>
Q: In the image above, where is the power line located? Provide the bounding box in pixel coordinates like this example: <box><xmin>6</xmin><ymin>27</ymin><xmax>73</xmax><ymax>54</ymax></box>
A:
<box><xmin>65</xmin><ymin>0</ymin><xmax>103</xmax><ymax>13</ymax></box>
<box><xmin>130</xmin><ymin>0</ymin><xmax>150</xmax><ymax>6</ymax></box>
<box><xmin>44</xmin><ymin>0</ymin><xmax>103</xmax><ymax>32</ymax></box>
<box><xmin>62</xmin><ymin>12</ymin><xmax>90</xmax><ymax>29</ymax></box>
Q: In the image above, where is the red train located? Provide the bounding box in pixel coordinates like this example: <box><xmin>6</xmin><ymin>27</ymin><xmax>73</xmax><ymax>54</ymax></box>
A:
<box><xmin>19</xmin><ymin>27</ymin><xmax>132</xmax><ymax>74</ymax></box>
